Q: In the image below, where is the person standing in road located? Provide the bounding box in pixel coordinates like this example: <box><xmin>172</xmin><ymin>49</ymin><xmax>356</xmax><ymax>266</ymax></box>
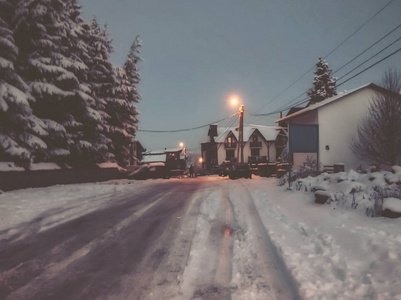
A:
<box><xmin>189</xmin><ymin>165</ymin><xmax>194</xmax><ymax>178</ymax></box>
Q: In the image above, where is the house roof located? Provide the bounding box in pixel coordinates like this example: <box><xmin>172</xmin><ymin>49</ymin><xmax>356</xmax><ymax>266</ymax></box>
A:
<box><xmin>144</xmin><ymin>148</ymin><xmax>183</xmax><ymax>155</ymax></box>
<box><xmin>142</xmin><ymin>154</ymin><xmax>167</xmax><ymax>163</ymax></box>
<box><xmin>215</xmin><ymin>124</ymin><xmax>281</xmax><ymax>142</ymax></box>
<box><xmin>276</xmin><ymin>83</ymin><xmax>385</xmax><ymax>123</ymax></box>
<box><xmin>142</xmin><ymin>148</ymin><xmax>184</xmax><ymax>163</ymax></box>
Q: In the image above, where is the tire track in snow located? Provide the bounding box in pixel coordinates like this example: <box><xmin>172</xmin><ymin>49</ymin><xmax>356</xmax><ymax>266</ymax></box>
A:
<box><xmin>178</xmin><ymin>183</ymin><xmax>235</xmax><ymax>299</ymax></box>
<box><xmin>229</xmin><ymin>180</ymin><xmax>301</xmax><ymax>300</ymax></box>
<box><xmin>130</xmin><ymin>184</ymin><xmax>212</xmax><ymax>299</ymax></box>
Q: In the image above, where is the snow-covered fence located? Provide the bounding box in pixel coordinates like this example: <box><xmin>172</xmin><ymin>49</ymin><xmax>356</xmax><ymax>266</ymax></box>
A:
<box><xmin>0</xmin><ymin>162</ymin><xmax>121</xmax><ymax>191</ymax></box>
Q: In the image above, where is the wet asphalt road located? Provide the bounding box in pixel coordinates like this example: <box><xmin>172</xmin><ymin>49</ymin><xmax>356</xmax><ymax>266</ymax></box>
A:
<box><xmin>0</xmin><ymin>180</ymin><xmax>200</xmax><ymax>300</ymax></box>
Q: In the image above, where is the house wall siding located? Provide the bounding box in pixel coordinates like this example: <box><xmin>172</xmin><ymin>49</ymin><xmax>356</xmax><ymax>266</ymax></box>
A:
<box><xmin>217</xmin><ymin>144</ymin><xmax>226</xmax><ymax>165</ymax></box>
<box><xmin>288</xmin><ymin>110</ymin><xmax>318</xmax><ymax>125</ymax></box>
<box><xmin>216</xmin><ymin>141</ymin><xmax>276</xmax><ymax>165</ymax></box>
<box><xmin>318</xmin><ymin>88</ymin><xmax>375</xmax><ymax>171</ymax></box>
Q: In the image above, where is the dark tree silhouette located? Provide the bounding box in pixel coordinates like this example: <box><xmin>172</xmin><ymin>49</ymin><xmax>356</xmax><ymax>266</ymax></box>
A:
<box><xmin>352</xmin><ymin>69</ymin><xmax>401</xmax><ymax>167</ymax></box>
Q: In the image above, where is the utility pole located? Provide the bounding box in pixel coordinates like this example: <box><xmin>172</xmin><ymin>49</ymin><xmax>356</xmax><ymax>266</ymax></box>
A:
<box><xmin>239</xmin><ymin>105</ymin><xmax>244</xmax><ymax>163</ymax></box>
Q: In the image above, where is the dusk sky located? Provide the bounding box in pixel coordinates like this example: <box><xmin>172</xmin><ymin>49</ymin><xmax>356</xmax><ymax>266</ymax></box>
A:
<box><xmin>79</xmin><ymin>0</ymin><xmax>401</xmax><ymax>156</ymax></box>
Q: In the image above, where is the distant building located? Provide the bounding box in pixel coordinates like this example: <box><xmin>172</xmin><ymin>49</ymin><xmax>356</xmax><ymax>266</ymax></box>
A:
<box><xmin>129</xmin><ymin>141</ymin><xmax>145</xmax><ymax>166</ymax></box>
<box><xmin>201</xmin><ymin>124</ymin><xmax>281</xmax><ymax>169</ymax></box>
<box><xmin>142</xmin><ymin>148</ymin><xmax>186</xmax><ymax>171</ymax></box>
<box><xmin>277</xmin><ymin>83</ymin><xmax>393</xmax><ymax>172</ymax></box>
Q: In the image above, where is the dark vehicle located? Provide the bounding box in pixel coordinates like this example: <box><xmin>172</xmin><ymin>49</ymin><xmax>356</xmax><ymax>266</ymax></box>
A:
<box><xmin>127</xmin><ymin>163</ymin><xmax>170</xmax><ymax>180</ymax></box>
<box><xmin>229</xmin><ymin>163</ymin><xmax>252</xmax><ymax>179</ymax></box>
<box><xmin>219</xmin><ymin>161</ymin><xmax>233</xmax><ymax>177</ymax></box>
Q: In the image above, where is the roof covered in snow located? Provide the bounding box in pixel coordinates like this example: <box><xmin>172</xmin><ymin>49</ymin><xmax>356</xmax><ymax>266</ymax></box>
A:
<box><xmin>142</xmin><ymin>154</ymin><xmax>167</xmax><ymax>163</ymax></box>
<box><xmin>144</xmin><ymin>148</ymin><xmax>183</xmax><ymax>155</ymax></box>
<box><xmin>276</xmin><ymin>83</ymin><xmax>387</xmax><ymax>123</ymax></box>
<box><xmin>215</xmin><ymin>125</ymin><xmax>281</xmax><ymax>142</ymax></box>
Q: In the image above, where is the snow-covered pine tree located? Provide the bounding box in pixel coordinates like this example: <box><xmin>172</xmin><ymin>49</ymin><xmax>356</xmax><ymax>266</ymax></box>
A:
<box><xmin>13</xmin><ymin>0</ymin><xmax>106</xmax><ymax>163</ymax></box>
<box><xmin>108</xmin><ymin>36</ymin><xmax>142</xmax><ymax>165</ymax></box>
<box><xmin>307</xmin><ymin>57</ymin><xmax>337</xmax><ymax>105</ymax></box>
<box><xmin>82</xmin><ymin>18</ymin><xmax>116</xmax><ymax>162</ymax></box>
<box><xmin>0</xmin><ymin>0</ymin><xmax>47</xmax><ymax>164</ymax></box>
<box><xmin>13</xmin><ymin>0</ymin><xmax>74</xmax><ymax>161</ymax></box>
<box><xmin>62</xmin><ymin>2</ymin><xmax>110</xmax><ymax>163</ymax></box>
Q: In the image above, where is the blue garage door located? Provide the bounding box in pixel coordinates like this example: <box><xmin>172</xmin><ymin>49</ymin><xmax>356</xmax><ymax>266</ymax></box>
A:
<box><xmin>289</xmin><ymin>124</ymin><xmax>319</xmax><ymax>162</ymax></box>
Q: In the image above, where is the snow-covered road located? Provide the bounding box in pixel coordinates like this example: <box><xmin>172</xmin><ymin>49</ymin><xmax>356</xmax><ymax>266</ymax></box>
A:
<box><xmin>1</xmin><ymin>175</ymin><xmax>401</xmax><ymax>299</ymax></box>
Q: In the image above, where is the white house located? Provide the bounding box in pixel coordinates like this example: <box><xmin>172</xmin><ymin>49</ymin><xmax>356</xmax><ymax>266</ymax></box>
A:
<box><xmin>277</xmin><ymin>83</ymin><xmax>390</xmax><ymax>172</ymax></box>
<box><xmin>201</xmin><ymin>124</ymin><xmax>281</xmax><ymax>168</ymax></box>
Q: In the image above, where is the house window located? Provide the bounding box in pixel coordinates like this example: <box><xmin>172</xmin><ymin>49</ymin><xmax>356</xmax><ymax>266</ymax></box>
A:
<box><xmin>251</xmin><ymin>149</ymin><xmax>260</xmax><ymax>156</ymax></box>
<box><xmin>226</xmin><ymin>150</ymin><xmax>235</xmax><ymax>161</ymax></box>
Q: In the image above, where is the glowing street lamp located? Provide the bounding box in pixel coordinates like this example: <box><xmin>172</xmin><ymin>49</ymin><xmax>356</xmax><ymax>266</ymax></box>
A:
<box><xmin>230</xmin><ymin>97</ymin><xmax>238</xmax><ymax>107</ymax></box>
<box><xmin>199</xmin><ymin>157</ymin><xmax>203</xmax><ymax>163</ymax></box>
<box><xmin>229</xmin><ymin>95</ymin><xmax>245</xmax><ymax>163</ymax></box>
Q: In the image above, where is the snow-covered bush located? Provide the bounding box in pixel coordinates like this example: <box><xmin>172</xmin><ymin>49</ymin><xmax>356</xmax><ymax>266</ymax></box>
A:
<box><xmin>288</xmin><ymin>166</ymin><xmax>401</xmax><ymax>217</ymax></box>
<box><xmin>278</xmin><ymin>156</ymin><xmax>319</xmax><ymax>188</ymax></box>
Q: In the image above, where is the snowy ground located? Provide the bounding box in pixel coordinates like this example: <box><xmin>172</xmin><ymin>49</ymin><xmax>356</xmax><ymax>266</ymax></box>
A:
<box><xmin>1</xmin><ymin>174</ymin><xmax>401</xmax><ymax>299</ymax></box>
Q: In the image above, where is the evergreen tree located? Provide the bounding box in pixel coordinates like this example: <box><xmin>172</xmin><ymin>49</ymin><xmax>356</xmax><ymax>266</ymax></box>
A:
<box><xmin>83</xmin><ymin>18</ymin><xmax>116</xmax><ymax>162</ymax></box>
<box><xmin>0</xmin><ymin>0</ymin><xmax>47</xmax><ymax>163</ymax></box>
<box><xmin>307</xmin><ymin>57</ymin><xmax>337</xmax><ymax>105</ymax></box>
<box><xmin>108</xmin><ymin>36</ymin><xmax>142</xmax><ymax>165</ymax></box>
<box><xmin>13</xmin><ymin>0</ymin><xmax>106</xmax><ymax>163</ymax></box>
<box><xmin>62</xmin><ymin>3</ymin><xmax>110</xmax><ymax>163</ymax></box>
<box><xmin>352</xmin><ymin>69</ymin><xmax>401</xmax><ymax>167</ymax></box>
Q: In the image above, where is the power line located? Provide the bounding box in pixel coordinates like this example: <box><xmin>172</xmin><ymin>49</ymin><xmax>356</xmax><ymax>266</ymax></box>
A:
<box><xmin>255</xmin><ymin>45</ymin><xmax>401</xmax><ymax>117</ymax></box>
<box><xmin>323</xmin><ymin>0</ymin><xmax>396</xmax><ymax>60</ymax></box>
<box><xmin>333</xmin><ymin>22</ymin><xmax>401</xmax><ymax>75</ymax></box>
<box><xmin>337</xmin><ymin>35</ymin><xmax>401</xmax><ymax>82</ymax></box>
<box><xmin>200</xmin><ymin>114</ymin><xmax>239</xmax><ymax>156</ymax></box>
<box><xmin>254</xmin><ymin>14</ymin><xmax>401</xmax><ymax>117</ymax></box>
<box><xmin>138</xmin><ymin>113</ymin><xmax>237</xmax><ymax>133</ymax></box>
<box><xmin>338</xmin><ymin>45</ymin><xmax>401</xmax><ymax>86</ymax></box>
<box><xmin>254</xmin><ymin>0</ymin><xmax>396</xmax><ymax>114</ymax></box>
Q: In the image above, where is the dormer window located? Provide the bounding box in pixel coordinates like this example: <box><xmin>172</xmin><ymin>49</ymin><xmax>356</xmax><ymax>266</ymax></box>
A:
<box><xmin>225</xmin><ymin>134</ymin><xmax>237</xmax><ymax>149</ymax></box>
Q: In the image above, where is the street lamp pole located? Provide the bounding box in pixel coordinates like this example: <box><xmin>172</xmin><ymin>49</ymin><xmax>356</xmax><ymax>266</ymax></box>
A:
<box><xmin>239</xmin><ymin>104</ymin><xmax>244</xmax><ymax>164</ymax></box>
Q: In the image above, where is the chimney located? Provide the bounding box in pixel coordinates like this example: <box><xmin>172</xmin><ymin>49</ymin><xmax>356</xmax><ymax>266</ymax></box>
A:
<box><xmin>208</xmin><ymin>124</ymin><xmax>218</xmax><ymax>142</ymax></box>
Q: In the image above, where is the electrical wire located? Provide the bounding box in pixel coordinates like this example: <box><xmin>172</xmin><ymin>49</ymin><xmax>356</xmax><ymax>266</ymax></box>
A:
<box><xmin>333</xmin><ymin>22</ymin><xmax>401</xmax><ymax>75</ymax></box>
<box><xmin>338</xmin><ymin>45</ymin><xmax>401</xmax><ymax>86</ymax></box>
<box><xmin>255</xmin><ymin>43</ymin><xmax>401</xmax><ymax>118</ymax></box>
<box><xmin>254</xmin><ymin>27</ymin><xmax>401</xmax><ymax>117</ymax></box>
<box><xmin>254</xmin><ymin>0</ymin><xmax>396</xmax><ymax>113</ymax></box>
<box><xmin>323</xmin><ymin>0</ymin><xmax>396</xmax><ymax>60</ymax></box>
<box><xmin>200</xmin><ymin>114</ymin><xmax>239</xmax><ymax>156</ymax></box>
<box><xmin>138</xmin><ymin>113</ymin><xmax>237</xmax><ymax>133</ymax></box>
<box><xmin>336</xmin><ymin>35</ymin><xmax>401</xmax><ymax>82</ymax></box>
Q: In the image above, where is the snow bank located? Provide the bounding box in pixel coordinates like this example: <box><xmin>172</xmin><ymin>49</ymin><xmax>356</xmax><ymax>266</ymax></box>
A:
<box><xmin>249</xmin><ymin>176</ymin><xmax>401</xmax><ymax>299</ymax></box>
<box><xmin>0</xmin><ymin>162</ymin><xmax>25</xmax><ymax>172</ymax></box>
<box><xmin>29</xmin><ymin>162</ymin><xmax>61</xmax><ymax>170</ymax></box>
